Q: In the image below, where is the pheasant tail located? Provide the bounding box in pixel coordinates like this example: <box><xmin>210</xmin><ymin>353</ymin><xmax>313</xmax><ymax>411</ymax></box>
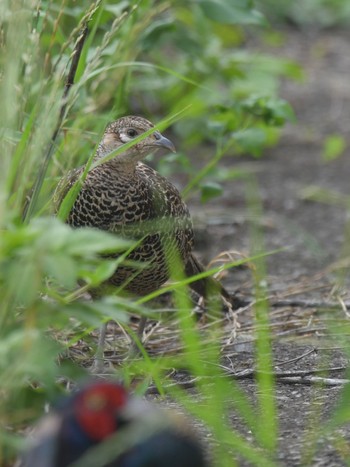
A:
<box><xmin>184</xmin><ymin>254</ymin><xmax>243</xmax><ymax>309</ymax></box>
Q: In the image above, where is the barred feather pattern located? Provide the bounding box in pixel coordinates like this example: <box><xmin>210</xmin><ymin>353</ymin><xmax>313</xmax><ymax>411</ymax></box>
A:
<box><xmin>57</xmin><ymin>160</ymin><xmax>193</xmax><ymax>295</ymax></box>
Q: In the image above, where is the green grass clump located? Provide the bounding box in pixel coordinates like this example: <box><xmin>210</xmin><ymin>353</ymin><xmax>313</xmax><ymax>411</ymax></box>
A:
<box><xmin>4</xmin><ymin>1</ymin><xmax>346</xmax><ymax>466</ymax></box>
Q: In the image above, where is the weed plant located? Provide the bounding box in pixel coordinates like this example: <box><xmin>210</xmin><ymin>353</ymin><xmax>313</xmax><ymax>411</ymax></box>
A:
<box><xmin>2</xmin><ymin>1</ymin><xmax>343</xmax><ymax>466</ymax></box>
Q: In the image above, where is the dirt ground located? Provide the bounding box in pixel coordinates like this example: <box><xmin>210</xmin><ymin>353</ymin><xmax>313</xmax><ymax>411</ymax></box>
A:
<box><xmin>146</xmin><ymin>27</ymin><xmax>350</xmax><ymax>466</ymax></box>
<box><xmin>75</xmin><ymin>27</ymin><xmax>350</xmax><ymax>467</ymax></box>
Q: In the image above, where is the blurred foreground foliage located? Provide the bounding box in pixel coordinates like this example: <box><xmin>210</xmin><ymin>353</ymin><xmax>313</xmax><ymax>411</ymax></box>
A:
<box><xmin>4</xmin><ymin>1</ymin><xmax>344</xmax><ymax>466</ymax></box>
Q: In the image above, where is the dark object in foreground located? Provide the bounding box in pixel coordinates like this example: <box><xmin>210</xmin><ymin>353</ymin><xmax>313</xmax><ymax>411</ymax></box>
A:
<box><xmin>54</xmin><ymin>115</ymin><xmax>239</xmax><ymax>306</ymax></box>
<box><xmin>17</xmin><ymin>381</ymin><xmax>208</xmax><ymax>467</ymax></box>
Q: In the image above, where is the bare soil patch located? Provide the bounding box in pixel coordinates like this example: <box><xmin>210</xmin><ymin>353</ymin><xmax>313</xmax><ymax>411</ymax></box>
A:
<box><xmin>70</xmin><ymin>28</ymin><xmax>350</xmax><ymax>466</ymax></box>
<box><xmin>170</xmin><ymin>27</ymin><xmax>350</xmax><ymax>466</ymax></box>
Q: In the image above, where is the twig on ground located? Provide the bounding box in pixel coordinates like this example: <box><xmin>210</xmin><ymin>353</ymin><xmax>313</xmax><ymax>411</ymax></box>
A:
<box><xmin>145</xmin><ymin>367</ymin><xmax>350</xmax><ymax>393</ymax></box>
<box><xmin>234</xmin><ymin>296</ymin><xmax>350</xmax><ymax>311</ymax></box>
<box><xmin>271</xmin><ymin>376</ymin><xmax>349</xmax><ymax>386</ymax></box>
<box><xmin>270</xmin><ymin>299</ymin><xmax>350</xmax><ymax>310</ymax></box>
<box><xmin>229</xmin><ymin>366</ymin><xmax>348</xmax><ymax>380</ymax></box>
<box><xmin>275</xmin><ymin>347</ymin><xmax>317</xmax><ymax>366</ymax></box>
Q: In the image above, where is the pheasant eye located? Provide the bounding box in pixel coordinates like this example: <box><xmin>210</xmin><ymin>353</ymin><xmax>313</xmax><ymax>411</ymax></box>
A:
<box><xmin>126</xmin><ymin>128</ymin><xmax>137</xmax><ymax>138</ymax></box>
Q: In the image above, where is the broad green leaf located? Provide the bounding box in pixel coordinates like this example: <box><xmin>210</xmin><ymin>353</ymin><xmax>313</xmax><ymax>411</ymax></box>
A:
<box><xmin>43</xmin><ymin>254</ymin><xmax>78</xmax><ymax>289</ymax></box>
<box><xmin>200</xmin><ymin>181</ymin><xmax>224</xmax><ymax>203</ymax></box>
<box><xmin>61</xmin><ymin>300</ymin><xmax>130</xmax><ymax>327</ymax></box>
<box><xmin>233</xmin><ymin>128</ymin><xmax>267</xmax><ymax>156</ymax></box>
<box><xmin>141</xmin><ymin>18</ymin><xmax>176</xmax><ymax>51</ymax></box>
<box><xmin>242</xmin><ymin>95</ymin><xmax>295</xmax><ymax>126</ymax></box>
<box><xmin>198</xmin><ymin>0</ymin><xmax>266</xmax><ymax>26</ymax></box>
<box><xmin>6</xmin><ymin>259</ymin><xmax>41</xmax><ymax>306</ymax></box>
<box><xmin>79</xmin><ymin>259</ymin><xmax>121</xmax><ymax>286</ymax></box>
<box><xmin>63</xmin><ymin>229</ymin><xmax>132</xmax><ymax>256</ymax></box>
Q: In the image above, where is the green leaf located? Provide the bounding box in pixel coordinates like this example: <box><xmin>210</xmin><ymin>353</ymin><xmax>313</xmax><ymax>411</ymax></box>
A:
<box><xmin>141</xmin><ymin>18</ymin><xmax>176</xmax><ymax>51</ymax></box>
<box><xmin>63</xmin><ymin>228</ymin><xmax>132</xmax><ymax>256</ymax></box>
<box><xmin>28</xmin><ymin>218</ymin><xmax>132</xmax><ymax>256</ymax></box>
<box><xmin>6</xmin><ymin>259</ymin><xmax>41</xmax><ymax>306</ymax></box>
<box><xmin>61</xmin><ymin>299</ymin><xmax>131</xmax><ymax>327</ymax></box>
<box><xmin>80</xmin><ymin>259</ymin><xmax>121</xmax><ymax>286</ymax></box>
<box><xmin>242</xmin><ymin>95</ymin><xmax>295</xmax><ymax>126</ymax></box>
<box><xmin>200</xmin><ymin>181</ymin><xmax>223</xmax><ymax>203</ymax></box>
<box><xmin>43</xmin><ymin>254</ymin><xmax>78</xmax><ymax>289</ymax></box>
<box><xmin>198</xmin><ymin>0</ymin><xmax>266</xmax><ymax>26</ymax></box>
<box><xmin>322</xmin><ymin>134</ymin><xmax>346</xmax><ymax>161</ymax></box>
<box><xmin>233</xmin><ymin>128</ymin><xmax>267</xmax><ymax>156</ymax></box>
<box><xmin>0</xmin><ymin>329</ymin><xmax>62</xmax><ymax>383</ymax></box>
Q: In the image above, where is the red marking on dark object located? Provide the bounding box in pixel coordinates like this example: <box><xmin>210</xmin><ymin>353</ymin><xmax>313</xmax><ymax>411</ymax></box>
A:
<box><xmin>74</xmin><ymin>382</ymin><xmax>128</xmax><ymax>441</ymax></box>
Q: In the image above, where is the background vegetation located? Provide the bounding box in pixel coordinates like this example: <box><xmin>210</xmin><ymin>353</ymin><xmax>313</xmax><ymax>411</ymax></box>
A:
<box><xmin>1</xmin><ymin>0</ymin><xmax>349</xmax><ymax>465</ymax></box>
<box><xmin>256</xmin><ymin>0</ymin><xmax>350</xmax><ymax>28</ymax></box>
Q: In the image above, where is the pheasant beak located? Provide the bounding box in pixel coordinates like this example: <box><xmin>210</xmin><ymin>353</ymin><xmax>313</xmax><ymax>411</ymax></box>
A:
<box><xmin>153</xmin><ymin>133</ymin><xmax>176</xmax><ymax>153</ymax></box>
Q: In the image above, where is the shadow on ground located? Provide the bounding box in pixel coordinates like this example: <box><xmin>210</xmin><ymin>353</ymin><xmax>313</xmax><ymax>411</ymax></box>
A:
<box><xmin>162</xmin><ymin>27</ymin><xmax>350</xmax><ymax>466</ymax></box>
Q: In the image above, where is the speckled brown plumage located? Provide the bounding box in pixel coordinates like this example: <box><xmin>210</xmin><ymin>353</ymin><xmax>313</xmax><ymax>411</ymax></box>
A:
<box><xmin>55</xmin><ymin>116</ymin><xmax>237</xmax><ymax>304</ymax></box>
